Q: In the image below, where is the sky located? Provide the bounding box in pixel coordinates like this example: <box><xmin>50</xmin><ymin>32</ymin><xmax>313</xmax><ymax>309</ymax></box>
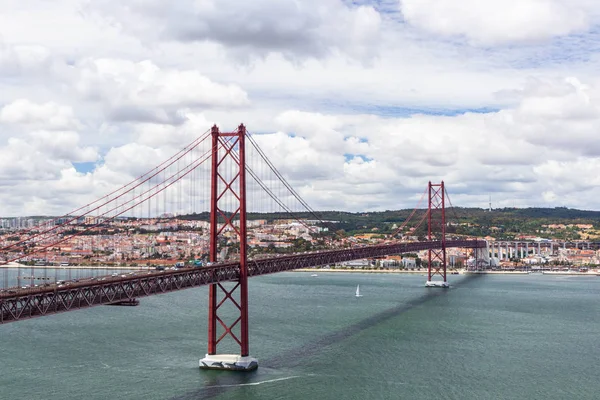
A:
<box><xmin>2</xmin><ymin>0</ymin><xmax>600</xmax><ymax>216</ymax></box>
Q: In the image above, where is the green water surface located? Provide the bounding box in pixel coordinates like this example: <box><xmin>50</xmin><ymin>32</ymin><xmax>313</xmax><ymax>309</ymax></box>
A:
<box><xmin>1</xmin><ymin>273</ymin><xmax>598</xmax><ymax>399</ymax></box>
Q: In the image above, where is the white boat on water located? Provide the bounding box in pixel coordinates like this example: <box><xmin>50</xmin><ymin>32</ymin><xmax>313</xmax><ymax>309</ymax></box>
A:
<box><xmin>311</xmin><ymin>274</ymin><xmax>318</xmax><ymax>277</ymax></box>
<box><xmin>355</xmin><ymin>285</ymin><xmax>363</xmax><ymax>297</ymax></box>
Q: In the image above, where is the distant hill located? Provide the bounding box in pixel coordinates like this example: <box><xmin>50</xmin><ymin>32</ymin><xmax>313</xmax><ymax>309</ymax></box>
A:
<box><xmin>179</xmin><ymin>207</ymin><xmax>600</xmax><ymax>239</ymax></box>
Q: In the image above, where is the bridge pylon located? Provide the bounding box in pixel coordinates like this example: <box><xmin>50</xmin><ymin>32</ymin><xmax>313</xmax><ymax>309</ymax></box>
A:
<box><xmin>199</xmin><ymin>124</ymin><xmax>258</xmax><ymax>371</ymax></box>
<box><xmin>425</xmin><ymin>181</ymin><xmax>449</xmax><ymax>288</ymax></box>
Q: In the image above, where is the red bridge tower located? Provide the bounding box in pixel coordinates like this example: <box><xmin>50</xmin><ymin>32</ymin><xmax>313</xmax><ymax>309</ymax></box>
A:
<box><xmin>425</xmin><ymin>181</ymin><xmax>449</xmax><ymax>288</ymax></box>
<box><xmin>199</xmin><ymin>124</ymin><xmax>258</xmax><ymax>371</ymax></box>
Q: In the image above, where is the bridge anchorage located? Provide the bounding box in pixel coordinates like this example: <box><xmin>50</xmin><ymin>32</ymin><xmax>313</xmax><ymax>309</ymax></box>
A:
<box><xmin>425</xmin><ymin>181</ymin><xmax>449</xmax><ymax>288</ymax></box>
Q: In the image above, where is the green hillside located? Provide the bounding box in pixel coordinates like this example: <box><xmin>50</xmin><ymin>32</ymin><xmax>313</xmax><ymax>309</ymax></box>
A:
<box><xmin>180</xmin><ymin>207</ymin><xmax>600</xmax><ymax>241</ymax></box>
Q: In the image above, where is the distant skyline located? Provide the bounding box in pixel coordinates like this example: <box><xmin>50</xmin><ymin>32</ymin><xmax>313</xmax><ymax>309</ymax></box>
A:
<box><xmin>2</xmin><ymin>0</ymin><xmax>600</xmax><ymax>216</ymax></box>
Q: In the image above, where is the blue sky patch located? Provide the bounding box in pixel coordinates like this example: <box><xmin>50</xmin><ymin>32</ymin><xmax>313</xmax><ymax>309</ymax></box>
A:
<box><xmin>344</xmin><ymin>153</ymin><xmax>373</xmax><ymax>162</ymax></box>
<box><xmin>73</xmin><ymin>162</ymin><xmax>97</xmax><ymax>174</ymax></box>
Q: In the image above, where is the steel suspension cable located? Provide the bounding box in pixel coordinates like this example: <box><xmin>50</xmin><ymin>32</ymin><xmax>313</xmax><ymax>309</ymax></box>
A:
<box><xmin>224</xmin><ymin>139</ymin><xmax>319</xmax><ymax>234</ymax></box>
<box><xmin>238</xmin><ymin>133</ymin><xmax>348</xmax><ymax>245</ymax></box>
<box><xmin>390</xmin><ymin>188</ymin><xmax>428</xmax><ymax>237</ymax></box>
<box><xmin>2</xmin><ymin>137</ymin><xmax>228</xmax><ymax>265</ymax></box>
<box><xmin>246</xmin><ymin>132</ymin><xmax>325</xmax><ymax>225</ymax></box>
<box><xmin>444</xmin><ymin>188</ymin><xmax>462</xmax><ymax>226</ymax></box>
<box><xmin>411</xmin><ymin>209</ymin><xmax>430</xmax><ymax>235</ymax></box>
<box><xmin>10</xmin><ymin>128</ymin><xmax>211</xmax><ymax>237</ymax></box>
<box><xmin>1</xmin><ymin>130</ymin><xmax>212</xmax><ymax>252</ymax></box>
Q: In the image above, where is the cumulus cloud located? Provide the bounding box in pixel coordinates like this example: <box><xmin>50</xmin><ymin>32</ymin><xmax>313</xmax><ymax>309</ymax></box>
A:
<box><xmin>0</xmin><ymin>129</ymin><xmax>97</xmax><ymax>181</ymax></box>
<box><xmin>29</xmin><ymin>130</ymin><xmax>98</xmax><ymax>162</ymax></box>
<box><xmin>88</xmin><ymin>0</ymin><xmax>382</xmax><ymax>60</ymax></box>
<box><xmin>0</xmin><ymin>43</ymin><xmax>55</xmax><ymax>76</ymax></box>
<box><xmin>2</xmin><ymin>0</ymin><xmax>600</xmax><ymax>215</ymax></box>
<box><xmin>240</xmin><ymin>76</ymin><xmax>600</xmax><ymax>211</ymax></box>
<box><xmin>75</xmin><ymin>58</ymin><xmax>249</xmax><ymax>123</ymax></box>
<box><xmin>0</xmin><ymin>99</ymin><xmax>80</xmax><ymax>130</ymax></box>
<box><xmin>400</xmin><ymin>0</ymin><xmax>599</xmax><ymax>45</ymax></box>
<box><xmin>0</xmin><ymin>100</ymin><xmax>97</xmax><ymax>206</ymax></box>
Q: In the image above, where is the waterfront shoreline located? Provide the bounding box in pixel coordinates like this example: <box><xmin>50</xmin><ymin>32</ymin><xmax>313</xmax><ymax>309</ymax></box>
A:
<box><xmin>294</xmin><ymin>268</ymin><xmax>451</xmax><ymax>274</ymax></box>
<box><xmin>293</xmin><ymin>268</ymin><xmax>600</xmax><ymax>276</ymax></box>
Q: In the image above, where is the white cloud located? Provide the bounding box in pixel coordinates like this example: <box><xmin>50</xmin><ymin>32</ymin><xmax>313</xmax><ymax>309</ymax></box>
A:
<box><xmin>29</xmin><ymin>130</ymin><xmax>98</xmax><ymax>162</ymax></box>
<box><xmin>0</xmin><ymin>43</ymin><xmax>55</xmax><ymax>75</ymax></box>
<box><xmin>1</xmin><ymin>0</ymin><xmax>600</xmax><ymax>215</ymax></box>
<box><xmin>0</xmin><ymin>129</ymin><xmax>97</xmax><ymax>183</ymax></box>
<box><xmin>0</xmin><ymin>138</ymin><xmax>67</xmax><ymax>182</ymax></box>
<box><xmin>75</xmin><ymin>58</ymin><xmax>249</xmax><ymax>123</ymax></box>
<box><xmin>242</xmin><ymin>76</ymin><xmax>600</xmax><ymax>211</ymax></box>
<box><xmin>399</xmin><ymin>0</ymin><xmax>598</xmax><ymax>45</ymax></box>
<box><xmin>0</xmin><ymin>99</ymin><xmax>80</xmax><ymax>130</ymax></box>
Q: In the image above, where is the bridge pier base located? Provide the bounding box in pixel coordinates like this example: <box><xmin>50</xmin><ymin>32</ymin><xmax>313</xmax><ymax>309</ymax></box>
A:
<box><xmin>107</xmin><ymin>298</ymin><xmax>140</xmax><ymax>306</ymax></box>
<box><xmin>199</xmin><ymin>354</ymin><xmax>258</xmax><ymax>371</ymax></box>
<box><xmin>425</xmin><ymin>281</ymin><xmax>449</xmax><ymax>288</ymax></box>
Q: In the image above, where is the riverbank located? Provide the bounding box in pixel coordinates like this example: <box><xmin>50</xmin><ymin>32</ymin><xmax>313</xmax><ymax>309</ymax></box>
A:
<box><xmin>542</xmin><ymin>271</ymin><xmax>599</xmax><ymax>276</ymax></box>
<box><xmin>294</xmin><ymin>268</ymin><xmax>600</xmax><ymax>276</ymax></box>
<box><xmin>293</xmin><ymin>268</ymin><xmax>454</xmax><ymax>275</ymax></box>
<box><xmin>464</xmin><ymin>271</ymin><xmax>531</xmax><ymax>275</ymax></box>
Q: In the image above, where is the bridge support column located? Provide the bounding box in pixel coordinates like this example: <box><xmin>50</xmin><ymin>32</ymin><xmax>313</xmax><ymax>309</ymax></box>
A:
<box><xmin>520</xmin><ymin>243</ymin><xmax>524</xmax><ymax>259</ymax></box>
<box><xmin>425</xmin><ymin>181</ymin><xmax>449</xmax><ymax>288</ymax></box>
<box><xmin>200</xmin><ymin>124</ymin><xmax>258</xmax><ymax>372</ymax></box>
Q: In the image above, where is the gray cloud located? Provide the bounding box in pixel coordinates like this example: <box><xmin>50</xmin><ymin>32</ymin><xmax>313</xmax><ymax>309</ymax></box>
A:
<box><xmin>88</xmin><ymin>0</ymin><xmax>381</xmax><ymax>60</ymax></box>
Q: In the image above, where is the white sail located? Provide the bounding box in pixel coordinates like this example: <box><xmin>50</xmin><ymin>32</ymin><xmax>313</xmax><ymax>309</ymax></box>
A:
<box><xmin>355</xmin><ymin>285</ymin><xmax>363</xmax><ymax>297</ymax></box>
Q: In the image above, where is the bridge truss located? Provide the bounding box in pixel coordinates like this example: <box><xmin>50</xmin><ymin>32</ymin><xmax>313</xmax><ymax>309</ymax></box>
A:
<box><xmin>0</xmin><ymin>240</ymin><xmax>485</xmax><ymax>324</ymax></box>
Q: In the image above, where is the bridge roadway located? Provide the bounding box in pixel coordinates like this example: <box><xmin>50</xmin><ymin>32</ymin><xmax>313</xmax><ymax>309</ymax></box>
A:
<box><xmin>0</xmin><ymin>239</ymin><xmax>485</xmax><ymax>323</ymax></box>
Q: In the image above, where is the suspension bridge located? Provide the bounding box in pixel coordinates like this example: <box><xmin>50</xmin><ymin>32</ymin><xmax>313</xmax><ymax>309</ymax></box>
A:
<box><xmin>0</xmin><ymin>124</ymin><xmax>485</xmax><ymax>370</ymax></box>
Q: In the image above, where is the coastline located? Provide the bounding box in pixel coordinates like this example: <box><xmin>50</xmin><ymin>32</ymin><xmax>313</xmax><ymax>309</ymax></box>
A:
<box><xmin>541</xmin><ymin>271</ymin><xmax>599</xmax><ymax>276</ymax></box>
<box><xmin>293</xmin><ymin>268</ymin><xmax>452</xmax><ymax>274</ymax></box>
<box><xmin>293</xmin><ymin>268</ymin><xmax>600</xmax><ymax>276</ymax></box>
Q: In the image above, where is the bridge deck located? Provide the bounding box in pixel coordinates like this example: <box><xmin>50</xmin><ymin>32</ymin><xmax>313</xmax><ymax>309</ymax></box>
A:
<box><xmin>0</xmin><ymin>240</ymin><xmax>485</xmax><ymax>323</ymax></box>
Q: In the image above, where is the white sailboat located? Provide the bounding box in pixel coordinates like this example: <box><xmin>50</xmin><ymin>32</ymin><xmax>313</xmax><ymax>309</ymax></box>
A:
<box><xmin>355</xmin><ymin>284</ymin><xmax>363</xmax><ymax>297</ymax></box>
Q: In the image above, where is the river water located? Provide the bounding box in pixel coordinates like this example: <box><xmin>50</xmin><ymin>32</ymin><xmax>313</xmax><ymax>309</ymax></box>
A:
<box><xmin>1</xmin><ymin>272</ymin><xmax>599</xmax><ymax>399</ymax></box>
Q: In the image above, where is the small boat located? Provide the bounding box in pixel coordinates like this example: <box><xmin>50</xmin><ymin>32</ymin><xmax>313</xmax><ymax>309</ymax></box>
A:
<box><xmin>355</xmin><ymin>285</ymin><xmax>363</xmax><ymax>298</ymax></box>
<box><xmin>311</xmin><ymin>274</ymin><xmax>318</xmax><ymax>277</ymax></box>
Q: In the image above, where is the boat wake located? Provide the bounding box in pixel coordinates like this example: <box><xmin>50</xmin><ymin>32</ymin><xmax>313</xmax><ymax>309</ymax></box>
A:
<box><xmin>205</xmin><ymin>375</ymin><xmax>303</xmax><ymax>388</ymax></box>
